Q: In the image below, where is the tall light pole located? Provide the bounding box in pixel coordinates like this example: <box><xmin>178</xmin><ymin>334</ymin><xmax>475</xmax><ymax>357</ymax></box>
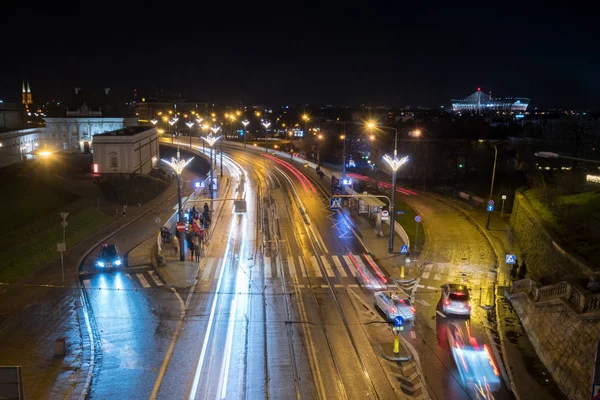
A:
<box><xmin>200</xmin><ymin>123</ymin><xmax>209</xmax><ymax>153</ymax></box>
<box><xmin>169</xmin><ymin>117</ymin><xmax>178</xmax><ymax>148</ymax></box>
<box><xmin>367</xmin><ymin>121</ymin><xmax>408</xmax><ymax>254</ymax></box>
<box><xmin>316</xmin><ymin>133</ymin><xmax>323</xmax><ymax>166</ymax></box>
<box><xmin>340</xmin><ymin>121</ymin><xmax>347</xmax><ymax>181</ymax></box>
<box><xmin>534</xmin><ymin>151</ymin><xmax>600</xmax><ymax>165</ymax></box>
<box><xmin>485</xmin><ymin>144</ymin><xmax>498</xmax><ymax>230</ymax></box>
<box><xmin>185</xmin><ymin>121</ymin><xmax>194</xmax><ymax>148</ymax></box>
<box><xmin>203</xmin><ymin>128</ymin><xmax>221</xmax><ymax>200</ymax></box>
<box><xmin>162</xmin><ymin>156</ymin><xmax>194</xmax><ymax>261</ymax></box>
<box><xmin>262</xmin><ymin>121</ymin><xmax>271</xmax><ymax>153</ymax></box>
<box><xmin>242</xmin><ymin>120</ymin><xmax>249</xmax><ymax>148</ymax></box>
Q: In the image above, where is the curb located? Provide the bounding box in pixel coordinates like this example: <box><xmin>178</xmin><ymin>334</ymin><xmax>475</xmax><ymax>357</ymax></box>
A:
<box><xmin>75</xmin><ymin>189</ymin><xmax>177</xmax><ymax>400</ymax></box>
<box><xmin>421</xmin><ymin>191</ymin><xmax>521</xmax><ymax>399</ymax></box>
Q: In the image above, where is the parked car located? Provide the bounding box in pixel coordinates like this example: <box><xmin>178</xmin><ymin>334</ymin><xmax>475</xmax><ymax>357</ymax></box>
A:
<box><xmin>374</xmin><ymin>291</ymin><xmax>416</xmax><ymax>322</ymax></box>
<box><xmin>96</xmin><ymin>244</ymin><xmax>122</xmax><ymax>268</ymax></box>
<box><xmin>440</xmin><ymin>283</ymin><xmax>471</xmax><ymax>316</ymax></box>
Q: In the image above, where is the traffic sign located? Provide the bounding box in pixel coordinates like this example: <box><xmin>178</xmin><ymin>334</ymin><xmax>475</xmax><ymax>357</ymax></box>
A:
<box><xmin>56</xmin><ymin>243</ymin><xmax>66</xmax><ymax>252</ymax></box>
<box><xmin>381</xmin><ymin>210</ymin><xmax>389</xmax><ymax>221</ymax></box>
<box><xmin>60</xmin><ymin>212</ymin><xmax>69</xmax><ymax>220</ymax></box>
<box><xmin>330</xmin><ymin>197</ymin><xmax>342</xmax><ymax>210</ymax></box>
<box><xmin>488</xmin><ymin>200</ymin><xmax>495</xmax><ymax>206</ymax></box>
<box><xmin>61</xmin><ymin>221</ymin><xmax>68</xmax><ymax>228</ymax></box>
<box><xmin>155</xmin><ymin>218</ymin><xmax>161</xmax><ymax>224</ymax></box>
<box><xmin>506</xmin><ymin>254</ymin><xmax>517</xmax><ymax>264</ymax></box>
<box><xmin>487</xmin><ymin>205</ymin><xmax>494</xmax><ymax>212</ymax></box>
<box><xmin>415</xmin><ymin>215</ymin><xmax>421</xmax><ymax>223</ymax></box>
<box><xmin>396</xmin><ymin>210</ymin><xmax>405</xmax><ymax>215</ymax></box>
<box><xmin>502</xmin><ymin>195</ymin><xmax>507</xmax><ymax>200</ymax></box>
<box><xmin>176</xmin><ymin>222</ymin><xmax>186</xmax><ymax>232</ymax></box>
<box><xmin>393</xmin><ymin>315</ymin><xmax>404</xmax><ymax>327</ymax></box>
<box><xmin>400</xmin><ymin>245</ymin><xmax>409</xmax><ymax>254</ymax></box>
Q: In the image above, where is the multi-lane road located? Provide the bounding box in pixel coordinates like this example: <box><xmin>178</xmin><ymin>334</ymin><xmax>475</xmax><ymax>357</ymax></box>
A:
<box><xmin>79</xmin><ymin>138</ymin><xmax>513</xmax><ymax>399</ymax></box>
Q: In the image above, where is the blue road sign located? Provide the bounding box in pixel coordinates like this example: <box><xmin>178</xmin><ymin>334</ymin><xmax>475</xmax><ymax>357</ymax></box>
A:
<box><xmin>330</xmin><ymin>197</ymin><xmax>342</xmax><ymax>210</ymax></box>
<box><xmin>489</xmin><ymin>200</ymin><xmax>495</xmax><ymax>206</ymax></box>
<box><xmin>393</xmin><ymin>315</ymin><xmax>404</xmax><ymax>327</ymax></box>
<box><xmin>396</xmin><ymin>210</ymin><xmax>405</xmax><ymax>215</ymax></box>
<box><xmin>505</xmin><ymin>254</ymin><xmax>517</xmax><ymax>264</ymax></box>
<box><xmin>487</xmin><ymin>205</ymin><xmax>494</xmax><ymax>212</ymax></box>
<box><xmin>415</xmin><ymin>215</ymin><xmax>422</xmax><ymax>223</ymax></box>
<box><xmin>400</xmin><ymin>245</ymin><xmax>409</xmax><ymax>254</ymax></box>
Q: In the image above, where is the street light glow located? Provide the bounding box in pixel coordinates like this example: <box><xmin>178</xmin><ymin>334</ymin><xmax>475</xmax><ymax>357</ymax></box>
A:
<box><xmin>161</xmin><ymin>156</ymin><xmax>194</xmax><ymax>175</ymax></box>
<box><xmin>262</xmin><ymin>121</ymin><xmax>271</xmax><ymax>129</ymax></box>
<box><xmin>242</xmin><ymin>120</ymin><xmax>250</xmax><ymax>127</ymax></box>
<box><xmin>150</xmin><ymin>119</ymin><xmax>158</xmax><ymax>125</ymax></box>
<box><xmin>196</xmin><ymin>118</ymin><xmax>204</xmax><ymax>124</ymax></box>
<box><xmin>39</xmin><ymin>151</ymin><xmax>52</xmax><ymax>157</ymax></box>
<box><xmin>186</xmin><ymin>122</ymin><xmax>194</xmax><ymax>129</ymax></box>
<box><xmin>210</xmin><ymin>126</ymin><xmax>221</xmax><ymax>135</ymax></box>
<box><xmin>202</xmin><ymin>133</ymin><xmax>222</xmax><ymax>147</ymax></box>
<box><xmin>383</xmin><ymin>155</ymin><xmax>409</xmax><ymax>171</ymax></box>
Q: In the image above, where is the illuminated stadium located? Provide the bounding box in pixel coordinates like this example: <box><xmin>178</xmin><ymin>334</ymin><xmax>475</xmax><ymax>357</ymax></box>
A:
<box><xmin>451</xmin><ymin>88</ymin><xmax>529</xmax><ymax>113</ymax></box>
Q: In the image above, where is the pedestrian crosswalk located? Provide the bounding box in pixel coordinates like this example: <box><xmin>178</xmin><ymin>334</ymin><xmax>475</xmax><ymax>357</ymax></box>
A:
<box><xmin>195</xmin><ymin>253</ymin><xmax>385</xmax><ymax>287</ymax></box>
<box><xmin>418</xmin><ymin>262</ymin><xmax>497</xmax><ymax>289</ymax></box>
<box><xmin>82</xmin><ymin>268</ymin><xmax>165</xmax><ymax>291</ymax></box>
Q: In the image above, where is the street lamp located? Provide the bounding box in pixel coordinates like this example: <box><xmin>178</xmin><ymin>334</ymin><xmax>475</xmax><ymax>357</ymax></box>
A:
<box><xmin>242</xmin><ymin>120</ymin><xmax>249</xmax><ymax>148</ymax></box>
<box><xmin>367</xmin><ymin>121</ymin><xmax>409</xmax><ymax>254</ymax></box>
<box><xmin>316</xmin><ymin>133</ymin><xmax>323</xmax><ymax>166</ymax></box>
<box><xmin>162</xmin><ymin>156</ymin><xmax>194</xmax><ymax>261</ymax></box>
<box><xmin>169</xmin><ymin>117</ymin><xmax>178</xmax><ymax>147</ymax></box>
<box><xmin>185</xmin><ymin>121</ymin><xmax>194</xmax><ymax>148</ymax></box>
<box><xmin>262</xmin><ymin>121</ymin><xmax>271</xmax><ymax>153</ymax></box>
<box><xmin>534</xmin><ymin>151</ymin><xmax>600</xmax><ymax>165</ymax></box>
<box><xmin>485</xmin><ymin>144</ymin><xmax>498</xmax><ymax>230</ymax></box>
<box><xmin>150</xmin><ymin>119</ymin><xmax>158</xmax><ymax>126</ymax></box>
<box><xmin>203</xmin><ymin>128</ymin><xmax>221</xmax><ymax>200</ymax></box>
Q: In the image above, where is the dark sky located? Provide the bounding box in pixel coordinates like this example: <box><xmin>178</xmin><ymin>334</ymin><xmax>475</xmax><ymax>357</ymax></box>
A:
<box><xmin>1</xmin><ymin>2</ymin><xmax>599</xmax><ymax>109</ymax></box>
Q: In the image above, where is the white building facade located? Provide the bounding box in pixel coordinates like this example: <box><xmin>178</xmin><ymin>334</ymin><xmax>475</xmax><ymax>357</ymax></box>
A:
<box><xmin>92</xmin><ymin>126</ymin><xmax>159</xmax><ymax>174</ymax></box>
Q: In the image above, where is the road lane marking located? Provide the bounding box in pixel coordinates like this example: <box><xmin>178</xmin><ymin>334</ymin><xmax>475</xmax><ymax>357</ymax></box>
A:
<box><xmin>201</xmin><ymin>258</ymin><xmax>217</xmax><ymax>281</ymax></box>
<box><xmin>149</xmin><ymin>270</ymin><xmax>163</xmax><ymax>286</ymax></box>
<box><xmin>342</xmin><ymin>255</ymin><xmax>357</xmax><ymax>277</ymax></box>
<box><xmin>298</xmin><ymin>256</ymin><xmax>307</xmax><ymax>277</ymax></box>
<box><xmin>427</xmin><ymin>286</ymin><xmax>437</xmax><ymax>291</ymax></box>
<box><xmin>136</xmin><ymin>273</ymin><xmax>150</xmax><ymax>288</ymax></box>
<box><xmin>416</xmin><ymin>299</ymin><xmax>430</xmax><ymax>307</ymax></box>
<box><xmin>433</xmin><ymin>274</ymin><xmax>441</xmax><ymax>280</ymax></box>
<box><xmin>436</xmin><ymin>310</ymin><xmax>446</xmax><ymax>318</ymax></box>
<box><xmin>264</xmin><ymin>256</ymin><xmax>272</xmax><ymax>278</ymax></box>
<box><xmin>410</xmin><ymin>331</ymin><xmax>417</xmax><ymax>340</ymax></box>
<box><xmin>348</xmin><ymin>284</ymin><xmax>359</xmax><ymax>288</ymax></box>
<box><xmin>331</xmin><ymin>255</ymin><xmax>348</xmax><ymax>277</ymax></box>
<box><xmin>309</xmin><ymin>255</ymin><xmax>323</xmax><ymax>277</ymax></box>
<box><xmin>83</xmin><ymin>279</ymin><xmax>91</xmax><ymax>289</ymax></box>
<box><xmin>320</xmin><ymin>255</ymin><xmax>335</xmax><ymax>277</ymax></box>
<box><xmin>287</xmin><ymin>257</ymin><xmax>297</xmax><ymax>279</ymax></box>
<box><xmin>416</xmin><ymin>284</ymin><xmax>424</xmax><ymax>288</ymax></box>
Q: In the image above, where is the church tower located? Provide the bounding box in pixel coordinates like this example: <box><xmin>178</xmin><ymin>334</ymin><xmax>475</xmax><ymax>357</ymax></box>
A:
<box><xmin>21</xmin><ymin>81</ymin><xmax>27</xmax><ymax>105</ymax></box>
<box><xmin>21</xmin><ymin>81</ymin><xmax>32</xmax><ymax>106</ymax></box>
<box><xmin>26</xmin><ymin>81</ymin><xmax>32</xmax><ymax>105</ymax></box>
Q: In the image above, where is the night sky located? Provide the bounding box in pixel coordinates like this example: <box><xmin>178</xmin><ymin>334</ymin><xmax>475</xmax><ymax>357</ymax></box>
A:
<box><xmin>1</xmin><ymin>2</ymin><xmax>598</xmax><ymax>109</ymax></box>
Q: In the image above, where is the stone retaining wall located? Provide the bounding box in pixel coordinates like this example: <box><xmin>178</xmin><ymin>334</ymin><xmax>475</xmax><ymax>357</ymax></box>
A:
<box><xmin>509</xmin><ymin>190</ymin><xmax>592</xmax><ymax>282</ymax></box>
<box><xmin>510</xmin><ymin>293</ymin><xmax>599</xmax><ymax>400</ymax></box>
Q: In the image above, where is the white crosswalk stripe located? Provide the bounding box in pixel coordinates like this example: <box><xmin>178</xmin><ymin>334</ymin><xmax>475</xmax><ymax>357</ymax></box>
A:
<box><xmin>287</xmin><ymin>257</ymin><xmax>297</xmax><ymax>279</ymax></box>
<box><xmin>83</xmin><ymin>279</ymin><xmax>91</xmax><ymax>289</ymax></box>
<box><xmin>201</xmin><ymin>258</ymin><xmax>217</xmax><ymax>281</ymax></box>
<box><xmin>136</xmin><ymin>272</ymin><xmax>150</xmax><ymax>288</ymax></box>
<box><xmin>148</xmin><ymin>270</ymin><xmax>163</xmax><ymax>286</ymax></box>
<box><xmin>264</xmin><ymin>256</ymin><xmax>272</xmax><ymax>278</ymax></box>
<box><xmin>342</xmin><ymin>255</ymin><xmax>357</xmax><ymax>277</ymax></box>
<box><xmin>331</xmin><ymin>255</ymin><xmax>348</xmax><ymax>278</ymax></box>
<box><xmin>309</xmin><ymin>256</ymin><xmax>323</xmax><ymax>278</ymax></box>
<box><xmin>433</xmin><ymin>273</ymin><xmax>442</xmax><ymax>280</ymax></box>
<box><xmin>320</xmin><ymin>255</ymin><xmax>335</xmax><ymax>277</ymax></box>
<box><xmin>421</xmin><ymin>264</ymin><xmax>432</xmax><ymax>279</ymax></box>
<box><xmin>416</xmin><ymin>299</ymin><xmax>430</xmax><ymax>307</ymax></box>
<box><xmin>298</xmin><ymin>256</ymin><xmax>307</xmax><ymax>277</ymax></box>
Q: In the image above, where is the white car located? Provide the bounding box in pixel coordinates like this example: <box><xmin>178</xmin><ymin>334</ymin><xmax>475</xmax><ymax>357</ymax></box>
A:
<box><xmin>374</xmin><ymin>291</ymin><xmax>415</xmax><ymax>322</ymax></box>
<box><xmin>441</xmin><ymin>283</ymin><xmax>472</xmax><ymax>316</ymax></box>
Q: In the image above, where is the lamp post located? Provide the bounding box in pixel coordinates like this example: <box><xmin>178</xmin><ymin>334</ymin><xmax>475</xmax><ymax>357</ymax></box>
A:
<box><xmin>169</xmin><ymin>117</ymin><xmax>178</xmax><ymax>148</ymax></box>
<box><xmin>367</xmin><ymin>121</ymin><xmax>408</xmax><ymax>254</ymax></box>
<box><xmin>262</xmin><ymin>121</ymin><xmax>271</xmax><ymax>153</ymax></box>
<box><xmin>534</xmin><ymin>151</ymin><xmax>600</xmax><ymax>165</ymax></box>
<box><xmin>485</xmin><ymin>144</ymin><xmax>498</xmax><ymax>230</ymax></box>
<box><xmin>242</xmin><ymin>120</ymin><xmax>249</xmax><ymax>148</ymax></box>
<box><xmin>150</xmin><ymin>119</ymin><xmax>158</xmax><ymax>127</ymax></box>
<box><xmin>162</xmin><ymin>156</ymin><xmax>194</xmax><ymax>261</ymax></box>
<box><xmin>185</xmin><ymin>121</ymin><xmax>194</xmax><ymax>148</ymax></box>
<box><xmin>316</xmin><ymin>133</ymin><xmax>323</xmax><ymax>166</ymax></box>
<box><xmin>203</xmin><ymin>128</ymin><xmax>221</xmax><ymax>200</ymax></box>
<box><xmin>200</xmin><ymin>123</ymin><xmax>209</xmax><ymax>153</ymax></box>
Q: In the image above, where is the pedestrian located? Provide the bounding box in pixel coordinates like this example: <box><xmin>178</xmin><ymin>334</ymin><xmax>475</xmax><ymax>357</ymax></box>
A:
<box><xmin>518</xmin><ymin>260</ymin><xmax>527</xmax><ymax>280</ymax></box>
<box><xmin>194</xmin><ymin>235</ymin><xmax>201</xmax><ymax>262</ymax></box>
<box><xmin>190</xmin><ymin>241</ymin><xmax>195</xmax><ymax>261</ymax></box>
<box><xmin>121</xmin><ymin>203</ymin><xmax>127</xmax><ymax>217</ymax></box>
<box><xmin>510</xmin><ymin>263</ymin><xmax>518</xmax><ymax>280</ymax></box>
<box><xmin>172</xmin><ymin>235</ymin><xmax>179</xmax><ymax>255</ymax></box>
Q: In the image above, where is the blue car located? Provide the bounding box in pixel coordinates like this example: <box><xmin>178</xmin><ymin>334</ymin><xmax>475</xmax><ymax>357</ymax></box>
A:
<box><xmin>96</xmin><ymin>244</ymin><xmax>122</xmax><ymax>268</ymax></box>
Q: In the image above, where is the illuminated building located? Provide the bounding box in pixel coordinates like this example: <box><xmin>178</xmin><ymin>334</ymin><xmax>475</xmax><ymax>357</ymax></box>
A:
<box><xmin>451</xmin><ymin>88</ymin><xmax>529</xmax><ymax>113</ymax></box>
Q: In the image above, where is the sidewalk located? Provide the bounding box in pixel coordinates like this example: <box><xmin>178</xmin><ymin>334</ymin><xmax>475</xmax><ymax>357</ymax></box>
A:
<box><xmin>425</xmin><ymin>192</ymin><xmax>565</xmax><ymax>399</ymax></box>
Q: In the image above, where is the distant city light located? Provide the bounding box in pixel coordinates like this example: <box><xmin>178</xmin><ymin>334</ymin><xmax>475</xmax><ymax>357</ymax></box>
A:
<box><xmin>587</xmin><ymin>175</ymin><xmax>600</xmax><ymax>184</ymax></box>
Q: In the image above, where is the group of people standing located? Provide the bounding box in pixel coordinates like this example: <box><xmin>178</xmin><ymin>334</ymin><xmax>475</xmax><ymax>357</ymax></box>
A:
<box><xmin>170</xmin><ymin>203</ymin><xmax>212</xmax><ymax>263</ymax></box>
<box><xmin>510</xmin><ymin>258</ymin><xmax>527</xmax><ymax>280</ymax></box>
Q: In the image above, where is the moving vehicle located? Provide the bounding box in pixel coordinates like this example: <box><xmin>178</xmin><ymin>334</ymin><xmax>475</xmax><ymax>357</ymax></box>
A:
<box><xmin>441</xmin><ymin>283</ymin><xmax>471</xmax><ymax>316</ymax></box>
<box><xmin>96</xmin><ymin>244</ymin><xmax>122</xmax><ymax>268</ymax></box>
<box><xmin>374</xmin><ymin>291</ymin><xmax>416</xmax><ymax>322</ymax></box>
<box><xmin>446</xmin><ymin>320</ymin><xmax>501</xmax><ymax>398</ymax></box>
